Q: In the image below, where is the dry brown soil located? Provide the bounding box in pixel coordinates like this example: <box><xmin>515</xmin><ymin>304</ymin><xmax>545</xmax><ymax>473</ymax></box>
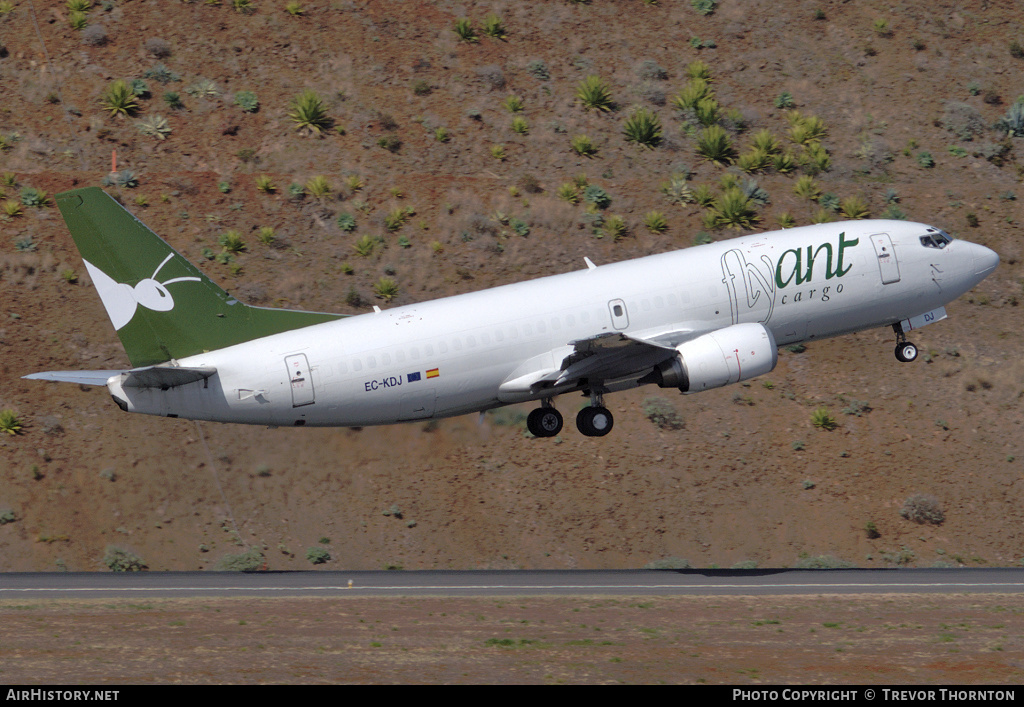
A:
<box><xmin>0</xmin><ymin>0</ymin><xmax>1023</xmax><ymax>682</ymax></box>
<box><xmin>1</xmin><ymin>594</ymin><xmax>1023</xmax><ymax>684</ymax></box>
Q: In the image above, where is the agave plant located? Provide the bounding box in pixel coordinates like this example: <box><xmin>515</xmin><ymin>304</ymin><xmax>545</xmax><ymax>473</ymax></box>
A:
<box><xmin>218</xmin><ymin>229</ymin><xmax>247</xmax><ymax>254</ymax></box>
<box><xmin>254</xmin><ymin>175</ymin><xmax>276</xmax><ymax>193</ymax></box>
<box><xmin>643</xmin><ymin>210</ymin><xmax>669</xmax><ymax>233</ymax></box>
<box><xmin>623</xmin><ymin>107</ymin><xmax>662</xmax><ymax>148</ymax></box>
<box><xmin>137</xmin><ymin>115</ymin><xmax>171</xmax><ymax>140</ymax></box>
<box><xmin>288</xmin><ymin>90</ymin><xmax>331</xmax><ymax>134</ymax></box>
<box><xmin>696</xmin><ymin>125</ymin><xmax>735</xmax><ymax>164</ymax></box>
<box><xmin>453</xmin><ymin>17</ymin><xmax>478</xmax><ymax>43</ymax></box>
<box><xmin>234</xmin><ymin>91</ymin><xmax>259</xmax><ymax>113</ymax></box>
<box><xmin>839</xmin><ymin>195</ymin><xmax>870</xmax><ymax>219</ymax></box>
<box><xmin>685</xmin><ymin>59</ymin><xmax>712</xmax><ymax>81</ymax></box>
<box><xmin>336</xmin><ymin>212</ymin><xmax>356</xmax><ymax>232</ymax></box>
<box><xmin>660</xmin><ymin>174</ymin><xmax>692</xmax><ymax>204</ymax></box>
<box><xmin>671</xmin><ymin>79</ymin><xmax>712</xmax><ymax>111</ymax></box>
<box><xmin>482</xmin><ymin>13</ymin><xmax>507</xmax><ymax>40</ymax></box>
<box><xmin>556</xmin><ymin>183</ymin><xmax>580</xmax><ymax>203</ymax></box>
<box><xmin>373</xmin><ymin>277</ymin><xmax>399</xmax><ymax>302</ymax></box>
<box><xmin>100</xmin><ymin>80</ymin><xmax>139</xmax><ymax>117</ymax></box>
<box><xmin>570</xmin><ymin>134</ymin><xmax>597</xmax><ymax>157</ymax></box>
<box><xmin>576</xmin><ymin>75</ymin><xmax>614</xmax><ymax>112</ymax></box>
<box><xmin>793</xmin><ymin>175</ymin><xmax>821</xmax><ymax>200</ymax></box>
<box><xmin>602</xmin><ymin>214</ymin><xmax>628</xmax><ymax>241</ymax></box>
<box><xmin>711</xmin><ymin>187</ymin><xmax>759</xmax><ymax>229</ymax></box>
<box><xmin>751</xmin><ymin>129</ymin><xmax>782</xmax><ymax>155</ymax></box>
<box><xmin>304</xmin><ymin>175</ymin><xmax>331</xmax><ymax>199</ymax></box>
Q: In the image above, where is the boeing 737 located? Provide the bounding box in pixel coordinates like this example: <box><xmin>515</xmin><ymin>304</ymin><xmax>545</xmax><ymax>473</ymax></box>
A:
<box><xmin>25</xmin><ymin>187</ymin><xmax>999</xmax><ymax>437</ymax></box>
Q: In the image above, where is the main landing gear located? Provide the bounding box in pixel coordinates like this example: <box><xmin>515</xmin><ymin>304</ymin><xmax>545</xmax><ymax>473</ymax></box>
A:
<box><xmin>527</xmin><ymin>401</ymin><xmax>563</xmax><ymax>438</ymax></box>
<box><xmin>893</xmin><ymin>324</ymin><xmax>918</xmax><ymax>363</ymax></box>
<box><xmin>527</xmin><ymin>393</ymin><xmax>615</xmax><ymax>438</ymax></box>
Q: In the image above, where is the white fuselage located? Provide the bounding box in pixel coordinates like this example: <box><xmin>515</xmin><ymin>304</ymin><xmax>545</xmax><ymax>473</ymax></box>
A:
<box><xmin>108</xmin><ymin>220</ymin><xmax>996</xmax><ymax>427</ymax></box>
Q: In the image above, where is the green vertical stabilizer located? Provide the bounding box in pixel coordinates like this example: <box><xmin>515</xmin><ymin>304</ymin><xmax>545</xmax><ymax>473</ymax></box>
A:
<box><xmin>57</xmin><ymin>187</ymin><xmax>344</xmax><ymax>367</ymax></box>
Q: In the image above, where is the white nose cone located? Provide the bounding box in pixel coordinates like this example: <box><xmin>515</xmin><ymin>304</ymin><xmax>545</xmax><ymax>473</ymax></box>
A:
<box><xmin>83</xmin><ymin>259</ymin><xmax>138</xmax><ymax>330</ymax></box>
<box><xmin>974</xmin><ymin>244</ymin><xmax>999</xmax><ymax>277</ymax></box>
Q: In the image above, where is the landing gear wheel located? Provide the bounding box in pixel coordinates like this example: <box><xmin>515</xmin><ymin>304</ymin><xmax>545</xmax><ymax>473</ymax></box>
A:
<box><xmin>527</xmin><ymin>407</ymin><xmax>563</xmax><ymax>438</ymax></box>
<box><xmin>576</xmin><ymin>406</ymin><xmax>614</xmax><ymax>437</ymax></box>
<box><xmin>895</xmin><ymin>342</ymin><xmax>918</xmax><ymax>363</ymax></box>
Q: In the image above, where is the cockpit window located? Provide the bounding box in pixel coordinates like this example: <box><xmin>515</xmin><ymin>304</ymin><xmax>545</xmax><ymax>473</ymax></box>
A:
<box><xmin>920</xmin><ymin>229</ymin><xmax>952</xmax><ymax>249</ymax></box>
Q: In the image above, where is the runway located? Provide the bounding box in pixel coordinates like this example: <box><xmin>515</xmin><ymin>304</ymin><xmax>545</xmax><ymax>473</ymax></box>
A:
<box><xmin>1</xmin><ymin>568</ymin><xmax>1023</xmax><ymax>598</ymax></box>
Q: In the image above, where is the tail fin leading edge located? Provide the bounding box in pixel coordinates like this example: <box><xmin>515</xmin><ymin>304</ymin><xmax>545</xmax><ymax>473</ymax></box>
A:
<box><xmin>57</xmin><ymin>187</ymin><xmax>343</xmax><ymax>367</ymax></box>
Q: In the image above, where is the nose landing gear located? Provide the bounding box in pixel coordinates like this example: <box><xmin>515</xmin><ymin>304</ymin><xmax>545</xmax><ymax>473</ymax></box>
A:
<box><xmin>893</xmin><ymin>324</ymin><xmax>918</xmax><ymax>363</ymax></box>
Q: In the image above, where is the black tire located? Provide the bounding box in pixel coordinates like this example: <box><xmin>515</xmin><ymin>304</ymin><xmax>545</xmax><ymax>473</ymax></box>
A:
<box><xmin>895</xmin><ymin>342</ymin><xmax>918</xmax><ymax>363</ymax></box>
<box><xmin>576</xmin><ymin>406</ymin><xmax>614</xmax><ymax>437</ymax></box>
<box><xmin>527</xmin><ymin>407</ymin><xmax>563</xmax><ymax>437</ymax></box>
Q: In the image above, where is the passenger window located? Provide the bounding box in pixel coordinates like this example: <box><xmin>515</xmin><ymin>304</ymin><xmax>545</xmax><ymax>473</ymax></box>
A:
<box><xmin>613</xmin><ymin>305</ymin><xmax>623</xmax><ymax>317</ymax></box>
<box><xmin>368</xmin><ymin>356</ymin><xmax>376</xmax><ymax>369</ymax></box>
<box><xmin>439</xmin><ymin>341</ymin><xmax>448</xmax><ymax>354</ymax></box>
<box><xmin>352</xmin><ymin>359</ymin><xmax>362</xmax><ymax>372</ymax></box>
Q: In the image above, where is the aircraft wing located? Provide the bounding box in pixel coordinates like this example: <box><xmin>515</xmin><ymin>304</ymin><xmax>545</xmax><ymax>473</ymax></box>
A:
<box><xmin>498</xmin><ymin>325</ymin><xmax>697</xmax><ymax>399</ymax></box>
<box><xmin>24</xmin><ymin>365</ymin><xmax>217</xmax><ymax>389</ymax></box>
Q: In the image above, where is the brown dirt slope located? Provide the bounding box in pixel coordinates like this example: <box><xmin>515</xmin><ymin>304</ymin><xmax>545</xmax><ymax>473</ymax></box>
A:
<box><xmin>0</xmin><ymin>1</ymin><xmax>1022</xmax><ymax>573</ymax></box>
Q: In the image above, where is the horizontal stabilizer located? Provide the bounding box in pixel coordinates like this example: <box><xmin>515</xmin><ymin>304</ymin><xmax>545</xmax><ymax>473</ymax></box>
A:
<box><xmin>25</xmin><ymin>365</ymin><xmax>216</xmax><ymax>389</ymax></box>
<box><xmin>23</xmin><ymin>370</ymin><xmax>123</xmax><ymax>386</ymax></box>
<box><xmin>122</xmin><ymin>366</ymin><xmax>217</xmax><ymax>389</ymax></box>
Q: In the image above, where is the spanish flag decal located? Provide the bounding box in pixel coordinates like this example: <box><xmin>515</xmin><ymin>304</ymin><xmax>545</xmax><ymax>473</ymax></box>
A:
<box><xmin>426</xmin><ymin>368</ymin><xmax>439</xmax><ymax>379</ymax></box>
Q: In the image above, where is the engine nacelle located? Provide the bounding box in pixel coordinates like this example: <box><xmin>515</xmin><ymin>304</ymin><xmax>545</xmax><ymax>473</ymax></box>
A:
<box><xmin>650</xmin><ymin>323</ymin><xmax>778</xmax><ymax>393</ymax></box>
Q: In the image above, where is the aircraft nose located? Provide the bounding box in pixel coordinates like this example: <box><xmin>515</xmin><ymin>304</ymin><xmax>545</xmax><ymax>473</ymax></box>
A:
<box><xmin>973</xmin><ymin>244</ymin><xmax>999</xmax><ymax>277</ymax></box>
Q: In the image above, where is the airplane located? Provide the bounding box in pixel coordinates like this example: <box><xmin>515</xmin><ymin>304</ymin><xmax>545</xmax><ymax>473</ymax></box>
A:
<box><xmin>25</xmin><ymin>187</ymin><xmax>999</xmax><ymax>437</ymax></box>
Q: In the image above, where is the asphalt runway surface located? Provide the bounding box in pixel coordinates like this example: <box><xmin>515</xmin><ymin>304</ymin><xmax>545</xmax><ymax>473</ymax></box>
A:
<box><xmin>1</xmin><ymin>568</ymin><xmax>1022</xmax><ymax>599</ymax></box>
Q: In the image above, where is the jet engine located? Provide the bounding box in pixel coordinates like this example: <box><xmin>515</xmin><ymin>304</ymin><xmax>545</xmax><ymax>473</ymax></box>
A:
<box><xmin>647</xmin><ymin>322</ymin><xmax>778</xmax><ymax>393</ymax></box>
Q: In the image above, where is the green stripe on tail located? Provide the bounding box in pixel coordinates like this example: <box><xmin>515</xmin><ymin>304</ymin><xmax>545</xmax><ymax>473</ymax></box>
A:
<box><xmin>57</xmin><ymin>187</ymin><xmax>343</xmax><ymax>367</ymax></box>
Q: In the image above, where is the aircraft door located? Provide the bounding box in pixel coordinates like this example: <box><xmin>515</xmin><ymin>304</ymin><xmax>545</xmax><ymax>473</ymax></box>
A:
<box><xmin>608</xmin><ymin>299</ymin><xmax>629</xmax><ymax>329</ymax></box>
<box><xmin>870</xmin><ymin>233</ymin><xmax>901</xmax><ymax>284</ymax></box>
<box><xmin>285</xmin><ymin>353</ymin><xmax>315</xmax><ymax>407</ymax></box>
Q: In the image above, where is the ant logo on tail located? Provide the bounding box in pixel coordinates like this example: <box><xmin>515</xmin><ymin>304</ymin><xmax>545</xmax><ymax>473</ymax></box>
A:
<box><xmin>83</xmin><ymin>253</ymin><xmax>201</xmax><ymax>330</ymax></box>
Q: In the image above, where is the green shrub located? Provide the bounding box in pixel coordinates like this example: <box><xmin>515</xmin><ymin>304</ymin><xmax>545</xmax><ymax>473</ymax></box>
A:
<box><xmin>622</xmin><ymin>107</ymin><xmax>662</xmax><ymax>148</ymax></box>
<box><xmin>696</xmin><ymin>125</ymin><xmax>735</xmax><ymax>164</ymax></box>
<box><xmin>137</xmin><ymin>115</ymin><xmax>171</xmax><ymax>140</ymax></box>
<box><xmin>20</xmin><ymin>187</ymin><xmax>49</xmax><ymax>208</ymax></box>
<box><xmin>288</xmin><ymin>90</ymin><xmax>331</xmax><ymax>134</ymax></box>
<box><xmin>811</xmin><ymin>407</ymin><xmax>837</xmax><ymax>430</ymax></box>
<box><xmin>839</xmin><ymin>195</ymin><xmax>869</xmax><ymax>219</ymax></box>
<box><xmin>234</xmin><ymin>91</ymin><xmax>259</xmax><ymax>113</ymax></box>
<box><xmin>794</xmin><ymin>555</ymin><xmax>854</xmax><ymax>569</ymax></box>
<box><xmin>660</xmin><ymin>174</ymin><xmax>692</xmax><ymax>204</ymax></box>
<box><xmin>582</xmin><ymin>184</ymin><xmax>611</xmax><ymax>209</ymax></box>
<box><xmin>917</xmin><ymin>151</ymin><xmax>935</xmax><ymax>168</ymax></box>
<box><xmin>0</xmin><ymin>509</ymin><xmax>15</xmax><ymax>525</ymax></box>
<box><xmin>453</xmin><ymin>17</ymin><xmax>477</xmax><ymax>43</ymax></box>
<box><xmin>0</xmin><ymin>409</ymin><xmax>22</xmax><ymax>435</ymax></box>
<box><xmin>571</xmin><ymin>134</ymin><xmax>597</xmax><ymax>157</ymax></box>
<box><xmin>304</xmin><ymin>175</ymin><xmax>331</xmax><ymax>199</ymax></box>
<box><xmin>103</xmin><ymin>546</ymin><xmax>146</xmax><ymax>572</ymax></box>
<box><xmin>602</xmin><ymin>214</ymin><xmax>627</xmax><ymax>240</ymax></box>
<box><xmin>306</xmin><ymin>547</ymin><xmax>331</xmax><ymax>565</ymax></box>
<box><xmin>99</xmin><ymin>79</ymin><xmax>139</xmax><ymax>117</ymax></box>
<box><xmin>482</xmin><ymin>13</ymin><xmax>507</xmax><ymax>40</ymax></box>
<box><xmin>254</xmin><ymin>175</ymin><xmax>276</xmax><ymax>193</ymax></box>
<box><xmin>373</xmin><ymin>277</ymin><xmax>399</xmax><ymax>301</ymax></box>
<box><xmin>774</xmin><ymin>92</ymin><xmax>795</xmax><ymax>109</ymax></box>
<box><xmin>218</xmin><ymin>230</ymin><xmax>247</xmax><ymax>254</ymax></box>
<box><xmin>690</xmin><ymin>0</ymin><xmax>717</xmax><ymax>15</ymax></box>
<box><xmin>900</xmin><ymin>494</ymin><xmax>944</xmax><ymax>525</ymax></box>
<box><xmin>215</xmin><ymin>548</ymin><xmax>265</xmax><ymax>571</ymax></box>
<box><xmin>643</xmin><ymin>557</ymin><xmax>691</xmax><ymax>569</ymax></box>
<box><xmin>510</xmin><ymin>116</ymin><xmax>529</xmax><ymax>135</ymax></box>
<box><xmin>576</xmin><ymin>75</ymin><xmax>614</xmax><ymax>112</ymax></box>
<box><xmin>711</xmin><ymin>187</ymin><xmax>757</xmax><ymax>229</ymax></box>
<box><xmin>336</xmin><ymin>212</ymin><xmax>356</xmax><ymax>231</ymax></box>
<box><xmin>643</xmin><ymin>397</ymin><xmax>683</xmax><ymax>429</ymax></box>
<box><xmin>643</xmin><ymin>210</ymin><xmax>668</xmax><ymax>233</ymax></box>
